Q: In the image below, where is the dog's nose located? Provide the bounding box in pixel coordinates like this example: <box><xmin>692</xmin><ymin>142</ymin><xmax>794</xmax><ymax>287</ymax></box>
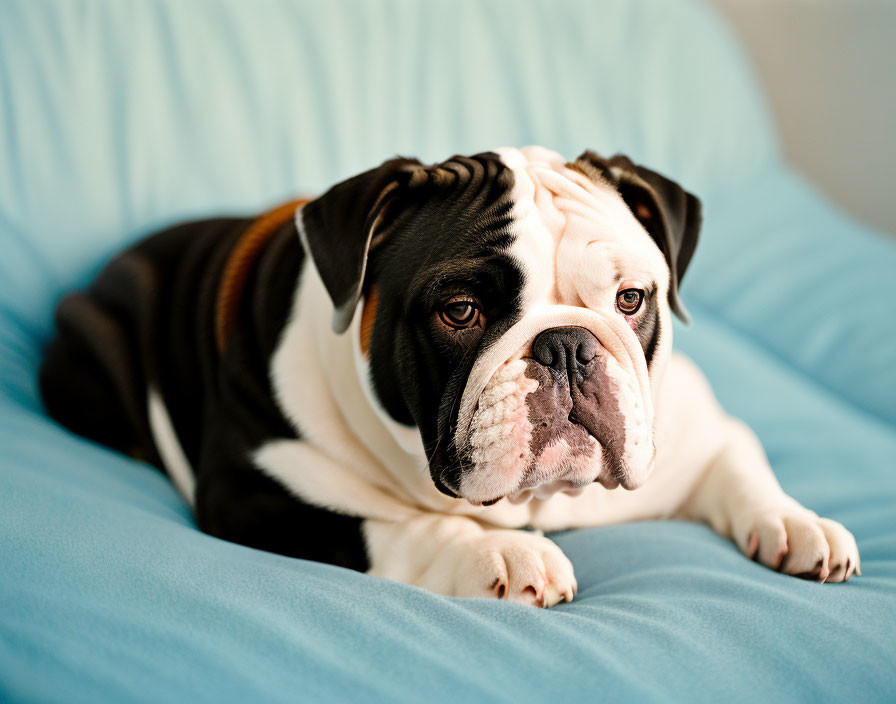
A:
<box><xmin>532</xmin><ymin>326</ymin><xmax>599</xmax><ymax>378</ymax></box>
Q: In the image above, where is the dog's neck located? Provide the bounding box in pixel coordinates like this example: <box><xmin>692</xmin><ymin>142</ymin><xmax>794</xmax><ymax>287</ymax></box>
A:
<box><xmin>270</xmin><ymin>255</ymin><xmax>456</xmax><ymax>510</ymax></box>
<box><xmin>347</xmin><ymin>296</ymin><xmax>428</xmax><ymax>459</ymax></box>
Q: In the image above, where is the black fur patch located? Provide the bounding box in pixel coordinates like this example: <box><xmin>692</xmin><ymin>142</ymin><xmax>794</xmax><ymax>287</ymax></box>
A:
<box><xmin>40</xmin><ymin>215</ymin><xmax>370</xmax><ymax>571</ymax></box>
<box><xmin>636</xmin><ymin>289</ymin><xmax>661</xmax><ymax>367</ymax></box>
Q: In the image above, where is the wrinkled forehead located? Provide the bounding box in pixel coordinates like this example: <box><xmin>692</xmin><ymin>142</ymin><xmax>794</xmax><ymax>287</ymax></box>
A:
<box><xmin>495</xmin><ymin>146</ymin><xmax>668</xmax><ymax>310</ymax></box>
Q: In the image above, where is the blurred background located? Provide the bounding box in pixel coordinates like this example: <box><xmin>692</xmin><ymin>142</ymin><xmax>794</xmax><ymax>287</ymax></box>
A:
<box><xmin>710</xmin><ymin>0</ymin><xmax>896</xmax><ymax>236</ymax></box>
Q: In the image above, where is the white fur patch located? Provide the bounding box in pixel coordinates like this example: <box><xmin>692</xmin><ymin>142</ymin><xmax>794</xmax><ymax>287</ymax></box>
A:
<box><xmin>494</xmin><ymin>146</ymin><xmax>668</xmax><ymax>313</ymax></box>
<box><xmin>147</xmin><ymin>387</ymin><xmax>195</xmax><ymax>506</ymax></box>
<box><xmin>253</xmin><ymin>439</ymin><xmax>418</xmax><ymax>522</ymax></box>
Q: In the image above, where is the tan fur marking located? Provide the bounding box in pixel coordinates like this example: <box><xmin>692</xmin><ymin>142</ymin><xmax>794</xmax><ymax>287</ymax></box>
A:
<box><xmin>215</xmin><ymin>198</ymin><xmax>309</xmax><ymax>353</ymax></box>
<box><xmin>359</xmin><ymin>287</ymin><xmax>378</xmax><ymax>356</ymax></box>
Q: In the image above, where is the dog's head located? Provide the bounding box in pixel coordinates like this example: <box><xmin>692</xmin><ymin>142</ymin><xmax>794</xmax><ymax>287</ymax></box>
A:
<box><xmin>297</xmin><ymin>147</ymin><xmax>700</xmax><ymax>505</ymax></box>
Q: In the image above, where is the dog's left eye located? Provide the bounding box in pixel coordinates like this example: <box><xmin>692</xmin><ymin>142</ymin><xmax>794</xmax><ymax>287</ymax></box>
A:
<box><xmin>439</xmin><ymin>298</ymin><xmax>483</xmax><ymax>329</ymax></box>
<box><xmin>616</xmin><ymin>288</ymin><xmax>644</xmax><ymax>315</ymax></box>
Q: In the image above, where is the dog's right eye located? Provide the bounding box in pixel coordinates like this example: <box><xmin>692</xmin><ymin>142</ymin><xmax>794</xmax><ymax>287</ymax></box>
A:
<box><xmin>438</xmin><ymin>297</ymin><xmax>484</xmax><ymax>330</ymax></box>
<box><xmin>616</xmin><ymin>288</ymin><xmax>644</xmax><ymax>316</ymax></box>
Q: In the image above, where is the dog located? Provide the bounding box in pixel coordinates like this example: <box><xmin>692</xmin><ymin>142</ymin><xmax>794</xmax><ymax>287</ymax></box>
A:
<box><xmin>40</xmin><ymin>146</ymin><xmax>860</xmax><ymax>607</ymax></box>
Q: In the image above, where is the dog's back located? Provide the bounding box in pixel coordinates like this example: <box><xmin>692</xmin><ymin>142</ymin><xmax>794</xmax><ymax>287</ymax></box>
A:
<box><xmin>40</xmin><ymin>218</ymin><xmax>255</xmax><ymax>465</ymax></box>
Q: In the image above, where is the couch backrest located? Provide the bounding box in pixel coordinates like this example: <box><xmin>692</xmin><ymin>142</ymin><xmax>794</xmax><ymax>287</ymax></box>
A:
<box><xmin>0</xmin><ymin>0</ymin><xmax>776</xmax><ymax>333</ymax></box>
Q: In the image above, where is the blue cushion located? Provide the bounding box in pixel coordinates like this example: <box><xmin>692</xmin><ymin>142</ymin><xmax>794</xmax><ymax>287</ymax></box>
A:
<box><xmin>1</xmin><ymin>0</ymin><xmax>894</xmax><ymax>701</ymax></box>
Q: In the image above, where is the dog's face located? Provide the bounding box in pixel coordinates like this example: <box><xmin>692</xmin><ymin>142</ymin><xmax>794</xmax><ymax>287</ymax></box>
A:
<box><xmin>298</xmin><ymin>147</ymin><xmax>700</xmax><ymax>506</ymax></box>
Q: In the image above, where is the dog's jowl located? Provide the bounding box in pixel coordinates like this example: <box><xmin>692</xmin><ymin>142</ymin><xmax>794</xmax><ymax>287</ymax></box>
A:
<box><xmin>40</xmin><ymin>146</ymin><xmax>860</xmax><ymax>606</ymax></box>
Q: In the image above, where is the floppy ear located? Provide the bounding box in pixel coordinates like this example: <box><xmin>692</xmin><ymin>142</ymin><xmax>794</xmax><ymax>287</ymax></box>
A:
<box><xmin>297</xmin><ymin>157</ymin><xmax>423</xmax><ymax>333</ymax></box>
<box><xmin>574</xmin><ymin>151</ymin><xmax>702</xmax><ymax>323</ymax></box>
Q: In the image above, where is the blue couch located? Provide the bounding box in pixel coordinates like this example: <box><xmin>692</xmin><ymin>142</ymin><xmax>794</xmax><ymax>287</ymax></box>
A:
<box><xmin>1</xmin><ymin>1</ymin><xmax>894</xmax><ymax>701</ymax></box>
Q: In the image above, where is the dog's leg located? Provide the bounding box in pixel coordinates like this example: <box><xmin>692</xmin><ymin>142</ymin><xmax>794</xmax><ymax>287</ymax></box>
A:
<box><xmin>677</xmin><ymin>417</ymin><xmax>860</xmax><ymax>582</ymax></box>
<box><xmin>364</xmin><ymin>515</ymin><xmax>577</xmax><ymax>607</ymax></box>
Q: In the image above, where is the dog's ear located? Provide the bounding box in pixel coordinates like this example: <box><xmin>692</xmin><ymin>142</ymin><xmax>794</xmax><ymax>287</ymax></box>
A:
<box><xmin>297</xmin><ymin>157</ymin><xmax>424</xmax><ymax>333</ymax></box>
<box><xmin>574</xmin><ymin>151</ymin><xmax>702</xmax><ymax>323</ymax></box>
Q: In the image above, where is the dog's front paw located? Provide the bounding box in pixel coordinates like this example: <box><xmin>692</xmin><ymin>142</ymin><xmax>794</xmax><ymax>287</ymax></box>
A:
<box><xmin>447</xmin><ymin>530</ymin><xmax>577</xmax><ymax>607</ymax></box>
<box><xmin>735</xmin><ymin>509</ymin><xmax>860</xmax><ymax>582</ymax></box>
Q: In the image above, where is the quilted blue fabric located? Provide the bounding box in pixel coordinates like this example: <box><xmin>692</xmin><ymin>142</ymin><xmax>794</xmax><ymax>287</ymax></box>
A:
<box><xmin>1</xmin><ymin>1</ymin><xmax>894</xmax><ymax>701</ymax></box>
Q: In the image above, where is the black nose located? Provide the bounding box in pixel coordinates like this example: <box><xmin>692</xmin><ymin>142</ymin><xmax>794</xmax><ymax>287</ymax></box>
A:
<box><xmin>532</xmin><ymin>326</ymin><xmax>599</xmax><ymax>379</ymax></box>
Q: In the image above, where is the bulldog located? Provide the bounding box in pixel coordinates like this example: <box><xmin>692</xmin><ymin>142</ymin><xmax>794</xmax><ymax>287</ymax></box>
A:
<box><xmin>40</xmin><ymin>146</ymin><xmax>860</xmax><ymax>607</ymax></box>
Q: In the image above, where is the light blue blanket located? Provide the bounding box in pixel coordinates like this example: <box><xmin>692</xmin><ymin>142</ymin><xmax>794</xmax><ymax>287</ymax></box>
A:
<box><xmin>1</xmin><ymin>1</ymin><xmax>894</xmax><ymax>701</ymax></box>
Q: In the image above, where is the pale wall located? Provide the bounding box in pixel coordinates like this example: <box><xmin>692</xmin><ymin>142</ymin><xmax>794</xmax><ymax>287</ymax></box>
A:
<box><xmin>708</xmin><ymin>0</ymin><xmax>896</xmax><ymax>235</ymax></box>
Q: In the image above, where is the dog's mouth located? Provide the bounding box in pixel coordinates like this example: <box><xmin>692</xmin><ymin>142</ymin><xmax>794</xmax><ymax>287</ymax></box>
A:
<box><xmin>466</xmin><ymin>454</ymin><xmax>649</xmax><ymax>507</ymax></box>
<box><xmin>507</xmin><ymin>476</ymin><xmax>605</xmax><ymax>505</ymax></box>
<box><xmin>468</xmin><ymin>436</ymin><xmax>629</xmax><ymax>507</ymax></box>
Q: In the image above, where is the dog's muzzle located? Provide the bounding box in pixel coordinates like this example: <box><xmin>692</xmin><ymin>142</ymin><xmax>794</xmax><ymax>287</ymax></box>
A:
<box><xmin>453</xmin><ymin>307</ymin><xmax>656</xmax><ymax>505</ymax></box>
